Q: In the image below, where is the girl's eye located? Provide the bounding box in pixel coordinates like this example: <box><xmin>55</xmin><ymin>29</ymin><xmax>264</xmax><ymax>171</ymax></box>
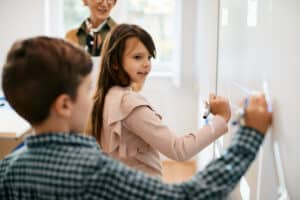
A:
<box><xmin>134</xmin><ymin>55</ymin><xmax>142</xmax><ymax>59</ymax></box>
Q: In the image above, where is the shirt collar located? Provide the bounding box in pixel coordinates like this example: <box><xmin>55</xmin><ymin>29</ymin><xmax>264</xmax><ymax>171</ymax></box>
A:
<box><xmin>78</xmin><ymin>17</ymin><xmax>116</xmax><ymax>35</ymax></box>
<box><xmin>25</xmin><ymin>133</ymin><xmax>99</xmax><ymax>149</ymax></box>
<box><xmin>85</xmin><ymin>19</ymin><xmax>107</xmax><ymax>34</ymax></box>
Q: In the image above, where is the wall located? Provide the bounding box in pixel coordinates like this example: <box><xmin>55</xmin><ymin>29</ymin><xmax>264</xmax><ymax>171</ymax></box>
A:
<box><xmin>195</xmin><ymin>0</ymin><xmax>220</xmax><ymax>169</ymax></box>
<box><xmin>0</xmin><ymin>0</ymin><xmax>48</xmax><ymax>88</ymax></box>
<box><xmin>142</xmin><ymin>0</ymin><xmax>199</xmax><ymax>141</ymax></box>
<box><xmin>217</xmin><ymin>0</ymin><xmax>300</xmax><ymax>199</ymax></box>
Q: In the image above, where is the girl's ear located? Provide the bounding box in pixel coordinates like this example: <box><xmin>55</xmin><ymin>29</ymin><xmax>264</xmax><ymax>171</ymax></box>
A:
<box><xmin>52</xmin><ymin>94</ymin><xmax>74</xmax><ymax>118</ymax></box>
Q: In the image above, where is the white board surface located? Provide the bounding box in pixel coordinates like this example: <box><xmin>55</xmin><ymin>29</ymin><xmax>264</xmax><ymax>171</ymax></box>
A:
<box><xmin>217</xmin><ymin>0</ymin><xmax>300</xmax><ymax>199</ymax></box>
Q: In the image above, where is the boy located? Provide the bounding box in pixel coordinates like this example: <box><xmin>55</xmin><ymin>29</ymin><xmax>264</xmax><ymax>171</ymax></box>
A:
<box><xmin>65</xmin><ymin>0</ymin><xmax>117</xmax><ymax>56</ymax></box>
<box><xmin>0</xmin><ymin>36</ymin><xmax>271</xmax><ymax>199</ymax></box>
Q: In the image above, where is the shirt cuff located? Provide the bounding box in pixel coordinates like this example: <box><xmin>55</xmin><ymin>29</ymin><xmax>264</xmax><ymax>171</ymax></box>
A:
<box><xmin>210</xmin><ymin>115</ymin><xmax>228</xmax><ymax>136</ymax></box>
<box><xmin>231</xmin><ymin>126</ymin><xmax>265</xmax><ymax>155</ymax></box>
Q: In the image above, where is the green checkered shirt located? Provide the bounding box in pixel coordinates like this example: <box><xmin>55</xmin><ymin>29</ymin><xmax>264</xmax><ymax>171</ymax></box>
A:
<box><xmin>0</xmin><ymin>126</ymin><xmax>264</xmax><ymax>199</ymax></box>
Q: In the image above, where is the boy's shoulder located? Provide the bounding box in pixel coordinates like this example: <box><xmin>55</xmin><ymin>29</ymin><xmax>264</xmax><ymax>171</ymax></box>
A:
<box><xmin>0</xmin><ymin>146</ymin><xmax>27</xmax><ymax>176</ymax></box>
<box><xmin>0</xmin><ymin>135</ymin><xmax>108</xmax><ymax>174</ymax></box>
<box><xmin>1</xmin><ymin>145</ymin><xmax>27</xmax><ymax>162</ymax></box>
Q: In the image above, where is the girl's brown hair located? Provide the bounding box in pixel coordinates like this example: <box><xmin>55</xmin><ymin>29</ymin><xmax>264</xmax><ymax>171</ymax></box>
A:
<box><xmin>86</xmin><ymin>24</ymin><xmax>156</xmax><ymax>144</ymax></box>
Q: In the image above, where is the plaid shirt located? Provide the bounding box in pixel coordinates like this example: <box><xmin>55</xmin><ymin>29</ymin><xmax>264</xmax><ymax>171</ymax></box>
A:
<box><xmin>0</xmin><ymin>126</ymin><xmax>263</xmax><ymax>200</ymax></box>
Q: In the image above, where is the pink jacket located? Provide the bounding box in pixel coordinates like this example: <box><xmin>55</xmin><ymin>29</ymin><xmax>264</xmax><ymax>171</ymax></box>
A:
<box><xmin>101</xmin><ymin>86</ymin><xmax>228</xmax><ymax>177</ymax></box>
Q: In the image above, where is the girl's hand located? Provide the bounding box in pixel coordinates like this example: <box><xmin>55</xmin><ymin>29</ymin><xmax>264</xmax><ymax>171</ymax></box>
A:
<box><xmin>209</xmin><ymin>94</ymin><xmax>231</xmax><ymax>123</ymax></box>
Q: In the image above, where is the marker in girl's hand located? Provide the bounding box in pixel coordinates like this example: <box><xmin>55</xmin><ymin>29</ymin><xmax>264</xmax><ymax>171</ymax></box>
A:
<box><xmin>202</xmin><ymin>101</ymin><xmax>210</xmax><ymax>125</ymax></box>
<box><xmin>202</xmin><ymin>101</ymin><xmax>210</xmax><ymax>119</ymax></box>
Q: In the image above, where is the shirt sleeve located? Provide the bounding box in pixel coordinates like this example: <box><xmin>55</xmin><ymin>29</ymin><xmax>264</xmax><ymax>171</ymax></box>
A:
<box><xmin>0</xmin><ymin>159</ymin><xmax>7</xmax><ymax>198</ymax></box>
<box><xmin>87</xmin><ymin>126</ymin><xmax>264</xmax><ymax>199</ymax></box>
<box><xmin>123</xmin><ymin>105</ymin><xmax>228</xmax><ymax>161</ymax></box>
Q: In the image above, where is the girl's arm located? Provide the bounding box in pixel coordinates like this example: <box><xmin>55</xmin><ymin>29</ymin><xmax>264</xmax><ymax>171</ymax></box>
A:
<box><xmin>123</xmin><ymin>105</ymin><xmax>227</xmax><ymax>161</ymax></box>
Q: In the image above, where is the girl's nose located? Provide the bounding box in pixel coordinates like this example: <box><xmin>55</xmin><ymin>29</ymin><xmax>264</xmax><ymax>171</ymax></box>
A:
<box><xmin>144</xmin><ymin>59</ymin><xmax>151</xmax><ymax>68</ymax></box>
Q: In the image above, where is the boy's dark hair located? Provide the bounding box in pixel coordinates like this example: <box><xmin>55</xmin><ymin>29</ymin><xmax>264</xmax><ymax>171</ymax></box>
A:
<box><xmin>2</xmin><ymin>36</ymin><xmax>92</xmax><ymax>125</ymax></box>
<box><xmin>86</xmin><ymin>23</ymin><xmax>156</xmax><ymax>144</ymax></box>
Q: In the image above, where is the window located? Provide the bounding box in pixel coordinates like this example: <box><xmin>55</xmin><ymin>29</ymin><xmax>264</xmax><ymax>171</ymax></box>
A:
<box><xmin>63</xmin><ymin>0</ymin><xmax>181</xmax><ymax>77</ymax></box>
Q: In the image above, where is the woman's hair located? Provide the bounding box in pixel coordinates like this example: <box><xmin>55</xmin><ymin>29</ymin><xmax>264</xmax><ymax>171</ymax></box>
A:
<box><xmin>86</xmin><ymin>23</ymin><xmax>156</xmax><ymax>144</ymax></box>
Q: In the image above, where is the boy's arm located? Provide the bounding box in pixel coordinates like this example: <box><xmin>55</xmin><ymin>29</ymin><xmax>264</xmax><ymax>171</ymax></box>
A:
<box><xmin>180</xmin><ymin>126</ymin><xmax>264</xmax><ymax>198</ymax></box>
<box><xmin>87</xmin><ymin>126</ymin><xmax>264</xmax><ymax>199</ymax></box>
<box><xmin>0</xmin><ymin>159</ymin><xmax>6</xmax><ymax>197</ymax></box>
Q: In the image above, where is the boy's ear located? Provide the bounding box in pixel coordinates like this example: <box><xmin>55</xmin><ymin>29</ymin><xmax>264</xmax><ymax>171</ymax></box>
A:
<box><xmin>53</xmin><ymin>94</ymin><xmax>74</xmax><ymax>118</ymax></box>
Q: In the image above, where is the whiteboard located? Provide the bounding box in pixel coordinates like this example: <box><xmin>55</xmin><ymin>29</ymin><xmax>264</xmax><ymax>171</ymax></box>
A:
<box><xmin>217</xmin><ymin>0</ymin><xmax>300</xmax><ymax>199</ymax></box>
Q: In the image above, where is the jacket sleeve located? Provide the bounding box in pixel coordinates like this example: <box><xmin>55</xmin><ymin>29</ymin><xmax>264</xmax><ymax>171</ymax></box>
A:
<box><xmin>65</xmin><ymin>29</ymin><xmax>79</xmax><ymax>45</ymax></box>
<box><xmin>123</xmin><ymin>105</ymin><xmax>228</xmax><ymax>161</ymax></box>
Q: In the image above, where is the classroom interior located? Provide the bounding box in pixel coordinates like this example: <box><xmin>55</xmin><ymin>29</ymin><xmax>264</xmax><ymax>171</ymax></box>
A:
<box><xmin>1</xmin><ymin>0</ymin><xmax>299</xmax><ymax>199</ymax></box>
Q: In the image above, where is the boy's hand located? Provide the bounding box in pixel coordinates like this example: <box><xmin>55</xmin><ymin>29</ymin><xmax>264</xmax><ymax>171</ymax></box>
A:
<box><xmin>244</xmin><ymin>93</ymin><xmax>272</xmax><ymax>134</ymax></box>
<box><xmin>209</xmin><ymin>94</ymin><xmax>231</xmax><ymax>123</ymax></box>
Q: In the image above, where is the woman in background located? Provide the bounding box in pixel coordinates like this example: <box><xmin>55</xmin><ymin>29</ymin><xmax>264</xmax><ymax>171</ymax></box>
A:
<box><xmin>65</xmin><ymin>0</ymin><xmax>117</xmax><ymax>56</ymax></box>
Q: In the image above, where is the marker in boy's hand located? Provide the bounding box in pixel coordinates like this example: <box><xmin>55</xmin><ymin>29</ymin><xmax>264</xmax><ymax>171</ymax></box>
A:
<box><xmin>209</xmin><ymin>93</ymin><xmax>231</xmax><ymax>123</ymax></box>
<box><xmin>231</xmin><ymin>97</ymin><xmax>249</xmax><ymax>126</ymax></box>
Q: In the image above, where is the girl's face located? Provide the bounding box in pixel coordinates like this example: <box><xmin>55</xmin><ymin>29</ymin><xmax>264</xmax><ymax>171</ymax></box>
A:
<box><xmin>122</xmin><ymin>37</ymin><xmax>152</xmax><ymax>85</ymax></box>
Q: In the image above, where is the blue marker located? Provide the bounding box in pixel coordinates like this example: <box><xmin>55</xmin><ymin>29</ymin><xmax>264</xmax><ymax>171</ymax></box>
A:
<box><xmin>202</xmin><ymin>101</ymin><xmax>210</xmax><ymax>125</ymax></box>
<box><xmin>231</xmin><ymin>97</ymin><xmax>249</xmax><ymax>126</ymax></box>
<box><xmin>203</xmin><ymin>101</ymin><xmax>210</xmax><ymax>119</ymax></box>
<box><xmin>231</xmin><ymin>82</ymin><xmax>252</xmax><ymax>126</ymax></box>
<box><xmin>231</xmin><ymin>81</ymin><xmax>272</xmax><ymax>126</ymax></box>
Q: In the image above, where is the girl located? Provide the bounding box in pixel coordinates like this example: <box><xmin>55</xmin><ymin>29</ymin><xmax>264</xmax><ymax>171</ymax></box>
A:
<box><xmin>87</xmin><ymin>24</ymin><xmax>231</xmax><ymax>177</ymax></box>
